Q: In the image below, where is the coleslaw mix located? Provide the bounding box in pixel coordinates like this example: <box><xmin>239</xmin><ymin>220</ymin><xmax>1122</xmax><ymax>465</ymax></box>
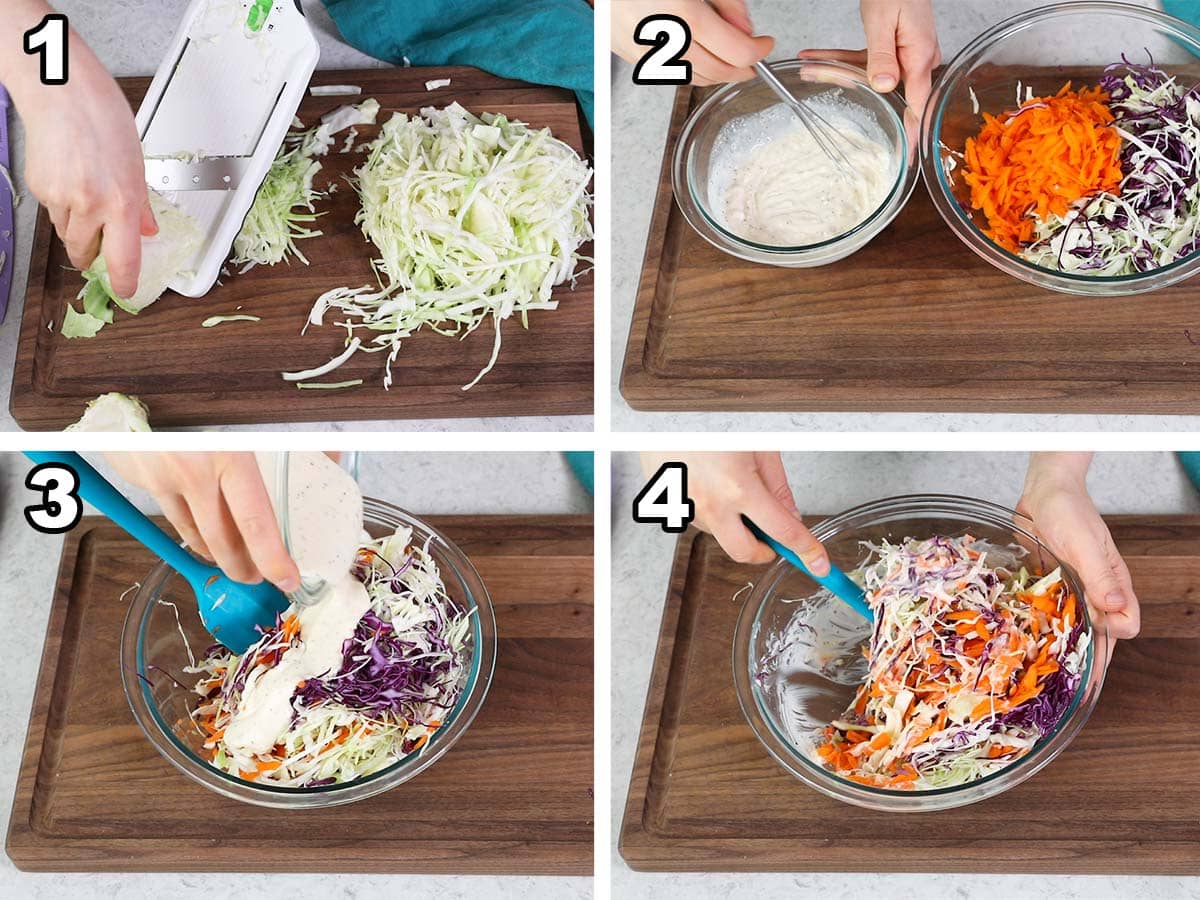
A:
<box><xmin>962</xmin><ymin>57</ymin><xmax>1200</xmax><ymax>275</ymax></box>
<box><xmin>183</xmin><ymin>524</ymin><xmax>473</xmax><ymax>787</ymax></box>
<box><xmin>814</xmin><ymin>535</ymin><xmax>1090</xmax><ymax>790</ymax></box>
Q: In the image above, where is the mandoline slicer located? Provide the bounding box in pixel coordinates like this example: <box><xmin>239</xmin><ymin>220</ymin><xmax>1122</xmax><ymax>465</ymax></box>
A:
<box><xmin>137</xmin><ymin>0</ymin><xmax>319</xmax><ymax>297</ymax></box>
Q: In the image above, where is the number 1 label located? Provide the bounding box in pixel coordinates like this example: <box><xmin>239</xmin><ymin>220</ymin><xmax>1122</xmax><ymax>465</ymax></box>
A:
<box><xmin>24</xmin><ymin>14</ymin><xmax>69</xmax><ymax>86</ymax></box>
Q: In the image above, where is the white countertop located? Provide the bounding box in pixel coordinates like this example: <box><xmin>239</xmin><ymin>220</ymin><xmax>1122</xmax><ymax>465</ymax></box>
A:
<box><xmin>610</xmin><ymin>0</ymin><xmax>1200</xmax><ymax>433</ymax></box>
<box><xmin>611</xmin><ymin>450</ymin><xmax>1200</xmax><ymax>898</ymax></box>
<box><xmin>0</xmin><ymin>450</ymin><xmax>592</xmax><ymax>898</ymax></box>
<box><xmin>0</xmin><ymin>0</ymin><xmax>589</xmax><ymax>432</ymax></box>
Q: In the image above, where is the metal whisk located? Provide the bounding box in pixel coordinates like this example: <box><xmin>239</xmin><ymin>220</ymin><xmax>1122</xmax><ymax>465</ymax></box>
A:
<box><xmin>753</xmin><ymin>61</ymin><xmax>856</xmax><ymax>173</ymax></box>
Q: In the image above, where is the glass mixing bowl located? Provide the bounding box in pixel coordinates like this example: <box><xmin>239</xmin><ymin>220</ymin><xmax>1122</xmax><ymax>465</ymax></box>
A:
<box><xmin>921</xmin><ymin>1</ymin><xmax>1200</xmax><ymax>295</ymax></box>
<box><xmin>673</xmin><ymin>59</ymin><xmax>917</xmax><ymax>266</ymax></box>
<box><xmin>120</xmin><ymin>498</ymin><xmax>497</xmax><ymax>809</ymax></box>
<box><xmin>732</xmin><ymin>494</ymin><xmax>1108</xmax><ymax>812</ymax></box>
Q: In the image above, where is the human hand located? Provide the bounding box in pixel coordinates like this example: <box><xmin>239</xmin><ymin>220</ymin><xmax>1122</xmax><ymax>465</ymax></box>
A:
<box><xmin>105</xmin><ymin>452</ymin><xmax>300</xmax><ymax>591</ymax></box>
<box><xmin>640</xmin><ymin>451</ymin><xmax>829</xmax><ymax>571</ymax></box>
<box><xmin>1017</xmin><ymin>452</ymin><xmax>1140</xmax><ymax>648</ymax></box>
<box><xmin>612</xmin><ymin>1</ymin><xmax>775</xmax><ymax>86</ymax></box>
<box><xmin>798</xmin><ymin>0</ymin><xmax>940</xmax><ymax>122</ymax></box>
<box><xmin>16</xmin><ymin>36</ymin><xmax>155</xmax><ymax>298</ymax></box>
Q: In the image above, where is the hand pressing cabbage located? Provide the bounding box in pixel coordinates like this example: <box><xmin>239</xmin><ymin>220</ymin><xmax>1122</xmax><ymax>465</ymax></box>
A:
<box><xmin>62</xmin><ymin>191</ymin><xmax>202</xmax><ymax>338</ymax></box>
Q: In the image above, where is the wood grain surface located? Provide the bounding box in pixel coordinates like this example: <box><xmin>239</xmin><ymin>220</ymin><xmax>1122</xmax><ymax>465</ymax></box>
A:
<box><xmin>11</xmin><ymin>67</ymin><xmax>594</xmax><ymax>429</ymax></box>
<box><xmin>620</xmin><ymin>81</ymin><xmax>1200</xmax><ymax>415</ymax></box>
<box><xmin>6</xmin><ymin>515</ymin><xmax>593</xmax><ymax>873</ymax></box>
<box><xmin>620</xmin><ymin>517</ymin><xmax>1200</xmax><ymax>873</ymax></box>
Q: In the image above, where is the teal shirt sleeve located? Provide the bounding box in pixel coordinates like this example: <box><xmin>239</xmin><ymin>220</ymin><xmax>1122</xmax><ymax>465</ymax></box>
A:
<box><xmin>322</xmin><ymin>0</ymin><xmax>594</xmax><ymax>128</ymax></box>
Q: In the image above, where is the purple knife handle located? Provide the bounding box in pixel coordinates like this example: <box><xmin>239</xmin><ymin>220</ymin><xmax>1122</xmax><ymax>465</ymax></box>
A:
<box><xmin>0</xmin><ymin>81</ymin><xmax>13</xmax><ymax>323</ymax></box>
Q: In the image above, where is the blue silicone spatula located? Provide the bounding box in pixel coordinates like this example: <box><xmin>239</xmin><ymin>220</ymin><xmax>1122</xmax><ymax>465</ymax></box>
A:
<box><xmin>742</xmin><ymin>515</ymin><xmax>873</xmax><ymax>622</ymax></box>
<box><xmin>26</xmin><ymin>451</ymin><xmax>288</xmax><ymax>652</ymax></box>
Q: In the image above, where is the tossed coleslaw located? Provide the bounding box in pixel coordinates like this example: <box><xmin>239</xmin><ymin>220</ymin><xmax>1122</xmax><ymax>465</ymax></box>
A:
<box><xmin>810</xmin><ymin>534</ymin><xmax>1089</xmax><ymax>790</ymax></box>
<box><xmin>183</xmin><ymin>523</ymin><xmax>473</xmax><ymax>787</ymax></box>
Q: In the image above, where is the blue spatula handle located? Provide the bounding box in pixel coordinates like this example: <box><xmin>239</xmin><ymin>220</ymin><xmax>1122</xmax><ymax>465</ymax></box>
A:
<box><xmin>25</xmin><ymin>451</ymin><xmax>212</xmax><ymax>587</ymax></box>
<box><xmin>742</xmin><ymin>515</ymin><xmax>873</xmax><ymax>621</ymax></box>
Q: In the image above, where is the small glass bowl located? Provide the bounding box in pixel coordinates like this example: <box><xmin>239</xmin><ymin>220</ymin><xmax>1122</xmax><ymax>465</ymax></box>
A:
<box><xmin>921</xmin><ymin>1</ymin><xmax>1200</xmax><ymax>295</ymax></box>
<box><xmin>673</xmin><ymin>59</ymin><xmax>917</xmax><ymax>267</ymax></box>
<box><xmin>732</xmin><ymin>494</ymin><xmax>1108</xmax><ymax>812</ymax></box>
<box><xmin>120</xmin><ymin>498</ymin><xmax>497</xmax><ymax>809</ymax></box>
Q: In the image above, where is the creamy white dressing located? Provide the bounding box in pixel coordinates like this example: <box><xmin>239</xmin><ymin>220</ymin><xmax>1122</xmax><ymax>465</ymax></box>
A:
<box><xmin>222</xmin><ymin>452</ymin><xmax>369</xmax><ymax>757</ymax></box>
<box><xmin>708</xmin><ymin>101</ymin><xmax>895</xmax><ymax>247</ymax></box>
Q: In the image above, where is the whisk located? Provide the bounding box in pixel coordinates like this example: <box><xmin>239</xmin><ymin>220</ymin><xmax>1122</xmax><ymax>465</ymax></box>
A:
<box><xmin>753</xmin><ymin>60</ymin><xmax>856</xmax><ymax>173</ymax></box>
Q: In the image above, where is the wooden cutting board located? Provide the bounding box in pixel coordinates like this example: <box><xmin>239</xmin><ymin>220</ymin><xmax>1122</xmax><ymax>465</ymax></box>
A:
<box><xmin>620</xmin><ymin>517</ymin><xmax>1200</xmax><ymax>873</ymax></box>
<box><xmin>7</xmin><ymin>514</ymin><xmax>593</xmax><ymax>873</ymax></box>
<box><xmin>620</xmin><ymin>81</ymin><xmax>1200</xmax><ymax>415</ymax></box>
<box><xmin>11</xmin><ymin>67</ymin><xmax>593</xmax><ymax>429</ymax></box>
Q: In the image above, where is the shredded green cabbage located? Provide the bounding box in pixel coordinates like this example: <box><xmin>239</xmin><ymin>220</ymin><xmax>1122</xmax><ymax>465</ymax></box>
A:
<box><xmin>232</xmin><ymin>99</ymin><xmax>380</xmax><ymax>271</ymax></box>
<box><xmin>296</xmin><ymin>379</ymin><xmax>363</xmax><ymax>390</ymax></box>
<box><xmin>201</xmin><ymin>314</ymin><xmax>261</xmax><ymax>327</ymax></box>
<box><xmin>300</xmin><ymin>101</ymin><xmax>593</xmax><ymax>390</ymax></box>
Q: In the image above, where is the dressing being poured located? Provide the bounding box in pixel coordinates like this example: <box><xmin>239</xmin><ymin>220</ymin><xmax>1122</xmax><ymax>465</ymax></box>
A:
<box><xmin>222</xmin><ymin>452</ymin><xmax>369</xmax><ymax>757</ymax></box>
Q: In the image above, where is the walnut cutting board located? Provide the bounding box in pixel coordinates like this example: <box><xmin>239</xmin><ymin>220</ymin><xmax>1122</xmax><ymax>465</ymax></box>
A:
<box><xmin>7</xmin><ymin>515</ymin><xmax>593</xmax><ymax>873</ymax></box>
<box><xmin>620</xmin><ymin>517</ymin><xmax>1200</xmax><ymax>873</ymax></box>
<box><xmin>11</xmin><ymin>67</ymin><xmax>593</xmax><ymax>429</ymax></box>
<box><xmin>620</xmin><ymin>81</ymin><xmax>1200</xmax><ymax>415</ymax></box>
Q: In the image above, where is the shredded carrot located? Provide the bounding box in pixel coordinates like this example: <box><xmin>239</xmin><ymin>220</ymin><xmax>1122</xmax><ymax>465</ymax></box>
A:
<box><xmin>962</xmin><ymin>83</ymin><xmax>1124</xmax><ymax>252</ymax></box>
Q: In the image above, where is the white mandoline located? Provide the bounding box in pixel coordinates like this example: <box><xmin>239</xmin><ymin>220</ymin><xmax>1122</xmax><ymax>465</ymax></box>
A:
<box><xmin>137</xmin><ymin>0</ymin><xmax>319</xmax><ymax>297</ymax></box>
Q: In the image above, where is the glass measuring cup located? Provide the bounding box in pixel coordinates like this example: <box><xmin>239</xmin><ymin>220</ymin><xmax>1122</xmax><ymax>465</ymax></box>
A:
<box><xmin>273</xmin><ymin>451</ymin><xmax>361</xmax><ymax>607</ymax></box>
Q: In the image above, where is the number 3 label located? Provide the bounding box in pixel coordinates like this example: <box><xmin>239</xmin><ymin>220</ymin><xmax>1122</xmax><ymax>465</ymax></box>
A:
<box><xmin>633</xmin><ymin>462</ymin><xmax>695</xmax><ymax>533</ymax></box>
<box><xmin>24</xmin><ymin>463</ymin><xmax>82</xmax><ymax>534</ymax></box>
<box><xmin>632</xmin><ymin>15</ymin><xmax>692</xmax><ymax>85</ymax></box>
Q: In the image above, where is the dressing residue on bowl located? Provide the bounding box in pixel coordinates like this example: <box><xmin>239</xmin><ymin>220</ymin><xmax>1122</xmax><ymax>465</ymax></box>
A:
<box><xmin>708</xmin><ymin>96</ymin><xmax>896</xmax><ymax>246</ymax></box>
<box><xmin>755</xmin><ymin>590</ymin><xmax>872</xmax><ymax>758</ymax></box>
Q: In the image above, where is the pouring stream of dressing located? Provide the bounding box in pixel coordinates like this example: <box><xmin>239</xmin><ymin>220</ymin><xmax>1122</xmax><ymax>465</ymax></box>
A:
<box><xmin>223</xmin><ymin>452</ymin><xmax>369</xmax><ymax>757</ymax></box>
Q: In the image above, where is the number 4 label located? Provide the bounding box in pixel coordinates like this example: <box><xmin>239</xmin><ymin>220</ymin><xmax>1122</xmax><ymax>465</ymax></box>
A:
<box><xmin>633</xmin><ymin>462</ymin><xmax>695</xmax><ymax>533</ymax></box>
<box><xmin>632</xmin><ymin>15</ymin><xmax>692</xmax><ymax>85</ymax></box>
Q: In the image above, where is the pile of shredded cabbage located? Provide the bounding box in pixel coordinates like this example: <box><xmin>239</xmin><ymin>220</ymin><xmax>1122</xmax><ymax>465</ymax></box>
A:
<box><xmin>232</xmin><ymin>99</ymin><xmax>380</xmax><ymax>271</ymax></box>
<box><xmin>1022</xmin><ymin>59</ymin><xmax>1200</xmax><ymax>275</ymax></box>
<box><xmin>181</xmin><ymin>523</ymin><xmax>473</xmax><ymax>787</ymax></box>
<box><xmin>292</xmin><ymin>101</ymin><xmax>593</xmax><ymax>390</ymax></box>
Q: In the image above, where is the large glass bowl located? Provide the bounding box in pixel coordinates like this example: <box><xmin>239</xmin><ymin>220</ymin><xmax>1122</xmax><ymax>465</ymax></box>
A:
<box><xmin>732</xmin><ymin>494</ymin><xmax>1108</xmax><ymax>812</ymax></box>
<box><xmin>673</xmin><ymin>59</ymin><xmax>917</xmax><ymax>266</ymax></box>
<box><xmin>120</xmin><ymin>498</ymin><xmax>497</xmax><ymax>809</ymax></box>
<box><xmin>921</xmin><ymin>1</ymin><xmax>1200</xmax><ymax>295</ymax></box>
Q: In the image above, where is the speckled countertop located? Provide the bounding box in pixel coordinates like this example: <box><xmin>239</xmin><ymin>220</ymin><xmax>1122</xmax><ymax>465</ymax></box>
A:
<box><xmin>0</xmin><ymin>1</ymin><xmax>589</xmax><ymax>432</ymax></box>
<box><xmin>0</xmin><ymin>451</ymin><xmax>592</xmax><ymax>899</ymax></box>
<box><xmin>612</xmin><ymin>450</ymin><xmax>1200</xmax><ymax>898</ymax></box>
<box><xmin>611</xmin><ymin>0</ymin><xmax>1200</xmax><ymax>433</ymax></box>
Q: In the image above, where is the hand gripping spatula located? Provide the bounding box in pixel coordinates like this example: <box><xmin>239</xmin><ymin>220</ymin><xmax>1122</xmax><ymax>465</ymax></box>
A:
<box><xmin>138</xmin><ymin>0</ymin><xmax>319</xmax><ymax>297</ymax></box>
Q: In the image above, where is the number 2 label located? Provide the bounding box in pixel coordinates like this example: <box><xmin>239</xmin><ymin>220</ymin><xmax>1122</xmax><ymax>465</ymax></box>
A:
<box><xmin>632</xmin><ymin>15</ymin><xmax>692</xmax><ymax>86</ymax></box>
<box><xmin>633</xmin><ymin>462</ymin><xmax>695</xmax><ymax>533</ymax></box>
